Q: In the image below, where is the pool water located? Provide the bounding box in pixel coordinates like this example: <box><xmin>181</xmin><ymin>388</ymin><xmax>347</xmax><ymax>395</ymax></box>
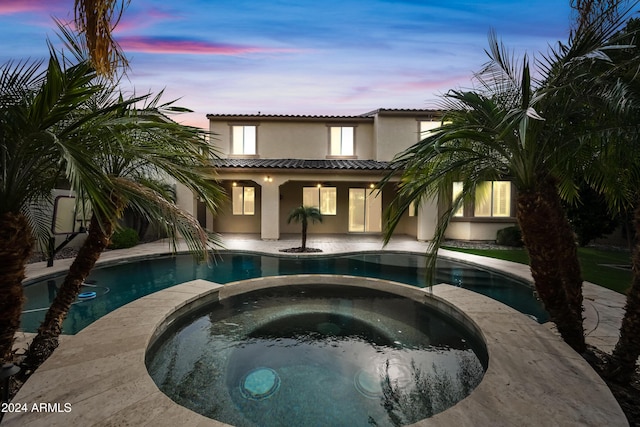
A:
<box><xmin>146</xmin><ymin>285</ymin><xmax>487</xmax><ymax>427</ymax></box>
<box><xmin>22</xmin><ymin>251</ymin><xmax>547</xmax><ymax>334</ymax></box>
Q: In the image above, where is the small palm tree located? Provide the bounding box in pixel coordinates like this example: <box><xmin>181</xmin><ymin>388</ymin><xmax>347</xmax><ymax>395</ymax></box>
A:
<box><xmin>287</xmin><ymin>206</ymin><xmax>322</xmax><ymax>251</ymax></box>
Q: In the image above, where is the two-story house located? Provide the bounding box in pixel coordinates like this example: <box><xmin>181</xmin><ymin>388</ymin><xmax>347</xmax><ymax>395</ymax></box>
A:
<box><xmin>188</xmin><ymin>108</ymin><xmax>517</xmax><ymax>242</ymax></box>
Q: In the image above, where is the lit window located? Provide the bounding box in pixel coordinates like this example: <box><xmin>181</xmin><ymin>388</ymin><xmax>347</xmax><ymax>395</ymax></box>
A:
<box><xmin>452</xmin><ymin>182</ymin><xmax>464</xmax><ymax>217</ymax></box>
<box><xmin>474</xmin><ymin>181</ymin><xmax>511</xmax><ymax>217</ymax></box>
<box><xmin>232</xmin><ymin>125</ymin><xmax>256</xmax><ymax>155</ymax></box>
<box><xmin>303</xmin><ymin>187</ymin><xmax>336</xmax><ymax>215</ymax></box>
<box><xmin>232</xmin><ymin>186</ymin><xmax>255</xmax><ymax>215</ymax></box>
<box><xmin>330</xmin><ymin>127</ymin><xmax>354</xmax><ymax>156</ymax></box>
<box><xmin>348</xmin><ymin>188</ymin><xmax>381</xmax><ymax>232</ymax></box>
<box><xmin>419</xmin><ymin>120</ymin><xmax>439</xmax><ymax>140</ymax></box>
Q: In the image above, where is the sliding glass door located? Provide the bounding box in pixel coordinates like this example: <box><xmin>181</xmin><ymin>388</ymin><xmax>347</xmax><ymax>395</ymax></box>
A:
<box><xmin>348</xmin><ymin>188</ymin><xmax>381</xmax><ymax>232</ymax></box>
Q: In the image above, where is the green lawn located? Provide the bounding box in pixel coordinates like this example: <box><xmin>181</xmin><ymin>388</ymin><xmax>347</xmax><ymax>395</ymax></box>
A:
<box><xmin>442</xmin><ymin>246</ymin><xmax>632</xmax><ymax>294</ymax></box>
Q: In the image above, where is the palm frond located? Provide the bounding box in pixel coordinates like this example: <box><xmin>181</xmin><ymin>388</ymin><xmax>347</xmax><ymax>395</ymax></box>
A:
<box><xmin>73</xmin><ymin>0</ymin><xmax>130</xmax><ymax>76</ymax></box>
<box><xmin>110</xmin><ymin>177</ymin><xmax>220</xmax><ymax>258</ymax></box>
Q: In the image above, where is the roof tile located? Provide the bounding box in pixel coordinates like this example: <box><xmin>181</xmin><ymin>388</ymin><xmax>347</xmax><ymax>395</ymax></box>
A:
<box><xmin>212</xmin><ymin>158</ymin><xmax>390</xmax><ymax>170</ymax></box>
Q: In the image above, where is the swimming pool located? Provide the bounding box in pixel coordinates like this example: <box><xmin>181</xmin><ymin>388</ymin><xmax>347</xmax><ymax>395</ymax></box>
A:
<box><xmin>22</xmin><ymin>251</ymin><xmax>547</xmax><ymax>334</ymax></box>
<box><xmin>146</xmin><ymin>283</ymin><xmax>487</xmax><ymax>426</ymax></box>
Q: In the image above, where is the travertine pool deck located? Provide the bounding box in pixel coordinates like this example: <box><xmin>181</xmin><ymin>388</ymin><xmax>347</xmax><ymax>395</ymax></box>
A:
<box><xmin>7</xmin><ymin>234</ymin><xmax>630</xmax><ymax>426</ymax></box>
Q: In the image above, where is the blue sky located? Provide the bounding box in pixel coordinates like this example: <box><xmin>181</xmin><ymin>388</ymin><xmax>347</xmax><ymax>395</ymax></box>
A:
<box><xmin>1</xmin><ymin>0</ymin><xmax>576</xmax><ymax>128</ymax></box>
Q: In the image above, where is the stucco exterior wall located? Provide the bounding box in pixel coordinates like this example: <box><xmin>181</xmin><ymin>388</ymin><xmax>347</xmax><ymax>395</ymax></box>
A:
<box><xmin>211</xmin><ymin>181</ymin><xmax>262</xmax><ymax>234</ymax></box>
<box><xmin>374</xmin><ymin>114</ymin><xmax>440</xmax><ymax>161</ymax></box>
<box><xmin>205</xmin><ymin>110</ymin><xmax>517</xmax><ymax>242</ymax></box>
<box><xmin>209</xmin><ymin>119</ymin><xmax>375</xmax><ymax>160</ymax></box>
<box><xmin>445</xmin><ymin>221</ymin><xmax>517</xmax><ymax>241</ymax></box>
<box><xmin>279</xmin><ymin>181</ymin><xmax>384</xmax><ymax>234</ymax></box>
<box><xmin>209</xmin><ymin>174</ymin><xmax>427</xmax><ymax>238</ymax></box>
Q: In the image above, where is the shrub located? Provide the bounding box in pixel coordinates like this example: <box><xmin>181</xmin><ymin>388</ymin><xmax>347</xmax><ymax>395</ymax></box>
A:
<box><xmin>563</xmin><ymin>185</ymin><xmax>619</xmax><ymax>247</ymax></box>
<box><xmin>109</xmin><ymin>227</ymin><xmax>139</xmax><ymax>249</ymax></box>
<box><xmin>496</xmin><ymin>226</ymin><xmax>523</xmax><ymax>247</ymax></box>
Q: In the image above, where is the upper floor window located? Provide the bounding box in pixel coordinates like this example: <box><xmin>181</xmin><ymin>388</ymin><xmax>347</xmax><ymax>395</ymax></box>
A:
<box><xmin>303</xmin><ymin>186</ymin><xmax>337</xmax><ymax>215</ymax></box>
<box><xmin>232</xmin><ymin>125</ymin><xmax>256</xmax><ymax>155</ymax></box>
<box><xmin>330</xmin><ymin>126</ymin><xmax>354</xmax><ymax>156</ymax></box>
<box><xmin>419</xmin><ymin>120</ymin><xmax>438</xmax><ymax>140</ymax></box>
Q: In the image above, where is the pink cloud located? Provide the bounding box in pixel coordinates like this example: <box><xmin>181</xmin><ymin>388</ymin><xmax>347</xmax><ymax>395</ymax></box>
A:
<box><xmin>0</xmin><ymin>0</ymin><xmax>67</xmax><ymax>15</ymax></box>
<box><xmin>118</xmin><ymin>36</ymin><xmax>299</xmax><ymax>56</ymax></box>
<box><xmin>116</xmin><ymin>7</ymin><xmax>179</xmax><ymax>32</ymax></box>
<box><xmin>390</xmin><ymin>76</ymin><xmax>471</xmax><ymax>92</ymax></box>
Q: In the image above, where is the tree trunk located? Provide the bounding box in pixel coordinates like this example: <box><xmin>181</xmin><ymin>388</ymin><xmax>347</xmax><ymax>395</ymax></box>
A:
<box><xmin>516</xmin><ymin>178</ymin><xmax>586</xmax><ymax>353</ymax></box>
<box><xmin>22</xmin><ymin>213</ymin><xmax>113</xmax><ymax>373</ymax></box>
<box><xmin>608</xmin><ymin>201</ymin><xmax>640</xmax><ymax>382</ymax></box>
<box><xmin>0</xmin><ymin>212</ymin><xmax>34</xmax><ymax>363</ymax></box>
<box><xmin>554</xmin><ymin>197</ymin><xmax>585</xmax><ymax>342</ymax></box>
<box><xmin>301</xmin><ymin>221</ymin><xmax>308</xmax><ymax>251</ymax></box>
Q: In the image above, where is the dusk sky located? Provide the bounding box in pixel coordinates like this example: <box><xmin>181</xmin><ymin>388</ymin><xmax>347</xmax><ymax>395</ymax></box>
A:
<box><xmin>1</xmin><ymin>1</ymin><xmax>580</xmax><ymax>129</ymax></box>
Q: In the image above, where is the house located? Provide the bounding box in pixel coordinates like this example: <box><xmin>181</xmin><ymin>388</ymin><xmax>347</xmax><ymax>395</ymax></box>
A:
<box><xmin>185</xmin><ymin>108</ymin><xmax>517</xmax><ymax>241</ymax></box>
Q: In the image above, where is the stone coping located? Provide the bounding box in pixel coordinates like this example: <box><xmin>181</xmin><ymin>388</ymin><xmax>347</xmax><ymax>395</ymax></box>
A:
<box><xmin>5</xmin><ymin>275</ymin><xmax>627</xmax><ymax>426</ymax></box>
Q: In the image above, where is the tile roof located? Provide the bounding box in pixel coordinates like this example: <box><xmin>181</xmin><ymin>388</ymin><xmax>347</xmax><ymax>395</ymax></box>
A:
<box><xmin>206</xmin><ymin>109</ymin><xmax>443</xmax><ymax>121</ymax></box>
<box><xmin>212</xmin><ymin>158</ymin><xmax>390</xmax><ymax>170</ymax></box>
<box><xmin>359</xmin><ymin>108</ymin><xmax>444</xmax><ymax>117</ymax></box>
<box><xmin>206</xmin><ymin>113</ymin><xmax>370</xmax><ymax>120</ymax></box>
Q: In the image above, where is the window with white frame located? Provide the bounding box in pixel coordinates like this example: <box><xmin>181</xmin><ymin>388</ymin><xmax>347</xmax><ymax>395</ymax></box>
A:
<box><xmin>303</xmin><ymin>186</ymin><xmax>337</xmax><ymax>215</ymax></box>
<box><xmin>231</xmin><ymin>125</ymin><xmax>257</xmax><ymax>155</ymax></box>
<box><xmin>474</xmin><ymin>181</ymin><xmax>511</xmax><ymax>217</ymax></box>
<box><xmin>329</xmin><ymin>126</ymin><xmax>354</xmax><ymax>156</ymax></box>
<box><xmin>451</xmin><ymin>181</ymin><xmax>512</xmax><ymax>217</ymax></box>
<box><xmin>232</xmin><ymin>185</ymin><xmax>255</xmax><ymax>215</ymax></box>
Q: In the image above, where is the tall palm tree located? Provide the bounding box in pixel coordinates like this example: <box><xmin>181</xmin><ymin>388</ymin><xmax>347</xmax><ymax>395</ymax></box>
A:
<box><xmin>589</xmin><ymin>16</ymin><xmax>640</xmax><ymax>382</ymax></box>
<box><xmin>608</xmin><ymin>200</ymin><xmax>640</xmax><ymax>381</ymax></box>
<box><xmin>74</xmin><ymin>0</ymin><xmax>130</xmax><ymax>76</ymax></box>
<box><xmin>381</xmin><ymin>6</ymin><xmax>638</xmax><ymax>354</ymax></box>
<box><xmin>22</xmin><ymin>86</ymin><xmax>225</xmax><ymax>373</ymax></box>
<box><xmin>287</xmin><ymin>206</ymin><xmax>322</xmax><ymax>251</ymax></box>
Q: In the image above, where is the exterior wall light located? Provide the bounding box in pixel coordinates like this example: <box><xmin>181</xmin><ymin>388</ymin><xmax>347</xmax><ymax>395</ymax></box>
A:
<box><xmin>264</xmin><ymin>176</ymin><xmax>273</xmax><ymax>183</ymax></box>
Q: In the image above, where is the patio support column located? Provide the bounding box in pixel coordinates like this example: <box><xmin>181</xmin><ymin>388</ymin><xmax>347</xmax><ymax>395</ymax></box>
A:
<box><xmin>174</xmin><ymin>182</ymin><xmax>195</xmax><ymax>216</ymax></box>
<box><xmin>260</xmin><ymin>178</ymin><xmax>282</xmax><ymax>240</ymax></box>
<box><xmin>417</xmin><ymin>196</ymin><xmax>438</xmax><ymax>241</ymax></box>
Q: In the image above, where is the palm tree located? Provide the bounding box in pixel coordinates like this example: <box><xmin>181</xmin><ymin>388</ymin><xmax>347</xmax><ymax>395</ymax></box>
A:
<box><xmin>0</xmin><ymin>42</ymin><xmax>123</xmax><ymax>363</ymax></box>
<box><xmin>74</xmin><ymin>0</ymin><xmax>130</xmax><ymax>76</ymax></box>
<box><xmin>608</xmin><ymin>200</ymin><xmax>640</xmax><ymax>381</ymax></box>
<box><xmin>381</xmin><ymin>7</ymin><xmax>637</xmax><ymax>354</ymax></box>
<box><xmin>589</xmin><ymin>16</ymin><xmax>640</xmax><ymax>382</ymax></box>
<box><xmin>287</xmin><ymin>206</ymin><xmax>322</xmax><ymax>251</ymax></box>
<box><xmin>21</xmin><ymin>86</ymin><xmax>225</xmax><ymax>373</ymax></box>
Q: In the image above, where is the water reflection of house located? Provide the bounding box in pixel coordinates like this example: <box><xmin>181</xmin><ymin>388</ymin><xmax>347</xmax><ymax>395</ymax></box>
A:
<box><xmin>181</xmin><ymin>109</ymin><xmax>517</xmax><ymax>241</ymax></box>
